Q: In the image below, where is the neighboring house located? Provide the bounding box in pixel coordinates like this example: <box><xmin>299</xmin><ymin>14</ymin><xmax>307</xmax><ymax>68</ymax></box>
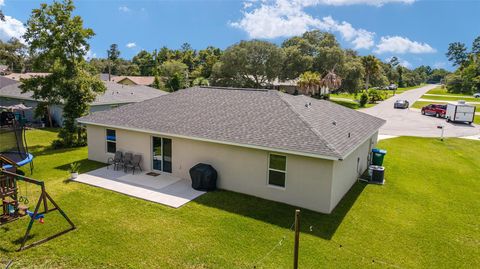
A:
<box><xmin>0</xmin><ymin>65</ymin><xmax>11</xmax><ymax>75</ymax></box>
<box><xmin>270</xmin><ymin>78</ymin><xmax>299</xmax><ymax>94</ymax></box>
<box><xmin>0</xmin><ymin>77</ymin><xmax>18</xmax><ymax>89</ymax></box>
<box><xmin>4</xmin><ymin>72</ymin><xmax>51</xmax><ymax>81</ymax></box>
<box><xmin>0</xmin><ymin>81</ymin><xmax>167</xmax><ymax>126</ymax></box>
<box><xmin>111</xmin><ymin>76</ymin><xmax>155</xmax><ymax>86</ymax></box>
<box><xmin>78</xmin><ymin>87</ymin><xmax>385</xmax><ymax>213</ymax></box>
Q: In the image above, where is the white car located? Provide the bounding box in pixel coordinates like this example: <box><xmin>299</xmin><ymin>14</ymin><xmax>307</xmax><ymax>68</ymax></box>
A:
<box><xmin>474</xmin><ymin>93</ymin><xmax>480</xmax><ymax>98</ymax></box>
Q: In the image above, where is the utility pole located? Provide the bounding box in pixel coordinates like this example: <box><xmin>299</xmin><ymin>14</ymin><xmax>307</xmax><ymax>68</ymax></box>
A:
<box><xmin>108</xmin><ymin>60</ymin><xmax>111</xmax><ymax>81</ymax></box>
<box><xmin>293</xmin><ymin>209</ymin><xmax>301</xmax><ymax>269</ymax></box>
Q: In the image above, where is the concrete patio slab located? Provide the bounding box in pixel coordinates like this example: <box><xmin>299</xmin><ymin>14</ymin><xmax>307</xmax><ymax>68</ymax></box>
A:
<box><xmin>74</xmin><ymin>167</ymin><xmax>205</xmax><ymax>208</ymax></box>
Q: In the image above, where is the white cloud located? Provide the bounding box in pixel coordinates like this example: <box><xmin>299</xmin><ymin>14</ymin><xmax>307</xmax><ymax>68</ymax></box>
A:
<box><xmin>231</xmin><ymin>1</ymin><xmax>375</xmax><ymax>49</ymax></box>
<box><xmin>0</xmin><ymin>0</ymin><xmax>5</xmax><ymax>6</ymax></box>
<box><xmin>300</xmin><ymin>0</ymin><xmax>415</xmax><ymax>7</ymax></box>
<box><xmin>385</xmin><ymin>56</ymin><xmax>410</xmax><ymax>68</ymax></box>
<box><xmin>319</xmin><ymin>16</ymin><xmax>375</xmax><ymax>49</ymax></box>
<box><xmin>0</xmin><ymin>15</ymin><xmax>26</xmax><ymax>42</ymax></box>
<box><xmin>126</xmin><ymin>42</ymin><xmax>136</xmax><ymax>48</ymax></box>
<box><xmin>399</xmin><ymin>59</ymin><xmax>411</xmax><ymax>68</ymax></box>
<box><xmin>85</xmin><ymin>49</ymin><xmax>97</xmax><ymax>60</ymax></box>
<box><xmin>433</xmin><ymin>61</ymin><xmax>446</xmax><ymax>69</ymax></box>
<box><xmin>374</xmin><ymin>36</ymin><xmax>436</xmax><ymax>54</ymax></box>
<box><xmin>118</xmin><ymin>5</ymin><xmax>130</xmax><ymax>12</ymax></box>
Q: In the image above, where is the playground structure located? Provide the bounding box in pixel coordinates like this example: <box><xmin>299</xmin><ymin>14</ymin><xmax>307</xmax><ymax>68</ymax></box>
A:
<box><xmin>0</xmin><ymin>167</ymin><xmax>75</xmax><ymax>251</ymax></box>
<box><xmin>0</xmin><ymin>108</ymin><xmax>34</xmax><ymax>173</ymax></box>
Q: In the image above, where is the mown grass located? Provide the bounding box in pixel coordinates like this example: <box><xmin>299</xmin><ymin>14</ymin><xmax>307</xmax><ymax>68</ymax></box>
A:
<box><xmin>426</xmin><ymin>87</ymin><xmax>477</xmax><ymax>97</ymax></box>
<box><xmin>330</xmin><ymin>84</ymin><xmax>425</xmax><ymax>109</ymax></box>
<box><xmin>1</xmin><ymin>130</ymin><xmax>479</xmax><ymax>268</ymax></box>
<box><xmin>421</xmin><ymin>95</ymin><xmax>478</xmax><ymax>102</ymax></box>
<box><xmin>330</xmin><ymin>99</ymin><xmax>374</xmax><ymax>109</ymax></box>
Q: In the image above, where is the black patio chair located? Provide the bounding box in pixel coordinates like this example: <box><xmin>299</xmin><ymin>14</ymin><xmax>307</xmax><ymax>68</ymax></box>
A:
<box><xmin>124</xmin><ymin>154</ymin><xmax>142</xmax><ymax>174</ymax></box>
<box><xmin>120</xmin><ymin>152</ymin><xmax>133</xmax><ymax>172</ymax></box>
<box><xmin>107</xmin><ymin>151</ymin><xmax>123</xmax><ymax>170</ymax></box>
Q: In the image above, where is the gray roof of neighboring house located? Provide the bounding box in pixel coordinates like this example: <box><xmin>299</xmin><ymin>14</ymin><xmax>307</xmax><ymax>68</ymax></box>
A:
<box><xmin>0</xmin><ymin>77</ymin><xmax>18</xmax><ymax>89</ymax></box>
<box><xmin>0</xmin><ymin>81</ymin><xmax>167</xmax><ymax>105</ymax></box>
<box><xmin>78</xmin><ymin>87</ymin><xmax>385</xmax><ymax>160</ymax></box>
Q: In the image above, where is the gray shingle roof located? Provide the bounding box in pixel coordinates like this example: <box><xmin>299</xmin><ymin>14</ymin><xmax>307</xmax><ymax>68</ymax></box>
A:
<box><xmin>78</xmin><ymin>87</ymin><xmax>385</xmax><ymax>159</ymax></box>
<box><xmin>0</xmin><ymin>77</ymin><xmax>18</xmax><ymax>89</ymax></box>
<box><xmin>0</xmin><ymin>81</ymin><xmax>167</xmax><ymax>105</ymax></box>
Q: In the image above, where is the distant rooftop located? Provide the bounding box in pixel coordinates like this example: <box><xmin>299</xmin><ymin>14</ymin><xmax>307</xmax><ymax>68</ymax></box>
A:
<box><xmin>4</xmin><ymin>73</ymin><xmax>51</xmax><ymax>81</ymax></box>
<box><xmin>0</xmin><ymin>81</ymin><xmax>167</xmax><ymax>105</ymax></box>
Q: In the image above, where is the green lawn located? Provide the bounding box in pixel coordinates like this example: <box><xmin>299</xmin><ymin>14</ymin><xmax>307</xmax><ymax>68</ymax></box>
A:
<box><xmin>1</xmin><ymin>130</ymin><xmax>479</xmax><ymax>268</ymax></box>
<box><xmin>330</xmin><ymin>99</ymin><xmax>375</xmax><ymax>109</ymax></box>
<box><xmin>426</xmin><ymin>87</ymin><xmax>475</xmax><ymax>97</ymax></box>
<box><xmin>330</xmin><ymin>84</ymin><xmax>425</xmax><ymax>109</ymax></box>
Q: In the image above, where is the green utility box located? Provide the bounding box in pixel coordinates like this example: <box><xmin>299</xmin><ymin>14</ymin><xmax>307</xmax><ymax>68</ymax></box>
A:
<box><xmin>371</xmin><ymin>148</ymin><xmax>387</xmax><ymax>166</ymax></box>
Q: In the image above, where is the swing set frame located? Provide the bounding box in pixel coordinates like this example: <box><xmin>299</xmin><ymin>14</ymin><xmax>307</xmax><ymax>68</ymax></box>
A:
<box><xmin>0</xmin><ymin>168</ymin><xmax>75</xmax><ymax>251</ymax></box>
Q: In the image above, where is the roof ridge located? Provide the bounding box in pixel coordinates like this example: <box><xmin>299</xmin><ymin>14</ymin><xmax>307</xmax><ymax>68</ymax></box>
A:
<box><xmin>199</xmin><ymin>86</ymin><xmax>269</xmax><ymax>92</ymax></box>
<box><xmin>276</xmin><ymin>92</ymin><xmax>342</xmax><ymax>158</ymax></box>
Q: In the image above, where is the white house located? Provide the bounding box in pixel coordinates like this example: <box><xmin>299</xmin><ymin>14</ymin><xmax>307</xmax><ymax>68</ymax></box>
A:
<box><xmin>78</xmin><ymin>87</ymin><xmax>385</xmax><ymax>213</ymax></box>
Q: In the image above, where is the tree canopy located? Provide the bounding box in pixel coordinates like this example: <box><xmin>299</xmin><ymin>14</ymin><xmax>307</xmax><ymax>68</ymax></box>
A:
<box><xmin>20</xmin><ymin>0</ymin><xmax>105</xmax><ymax>147</ymax></box>
<box><xmin>445</xmin><ymin>36</ymin><xmax>480</xmax><ymax>94</ymax></box>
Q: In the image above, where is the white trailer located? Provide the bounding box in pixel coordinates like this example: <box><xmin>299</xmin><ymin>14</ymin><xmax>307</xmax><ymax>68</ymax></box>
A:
<box><xmin>446</xmin><ymin>101</ymin><xmax>476</xmax><ymax>124</ymax></box>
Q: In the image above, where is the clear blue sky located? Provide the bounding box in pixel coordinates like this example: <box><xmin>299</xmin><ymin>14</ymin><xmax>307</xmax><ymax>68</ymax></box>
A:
<box><xmin>2</xmin><ymin>0</ymin><xmax>480</xmax><ymax>70</ymax></box>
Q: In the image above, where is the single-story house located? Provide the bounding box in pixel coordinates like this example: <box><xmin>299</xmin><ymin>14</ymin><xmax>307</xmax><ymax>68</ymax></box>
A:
<box><xmin>0</xmin><ymin>65</ymin><xmax>11</xmax><ymax>76</ymax></box>
<box><xmin>0</xmin><ymin>81</ymin><xmax>167</xmax><ymax>126</ymax></box>
<box><xmin>4</xmin><ymin>72</ymin><xmax>51</xmax><ymax>81</ymax></box>
<box><xmin>78</xmin><ymin>87</ymin><xmax>385</xmax><ymax>213</ymax></box>
<box><xmin>111</xmin><ymin>76</ymin><xmax>155</xmax><ymax>86</ymax></box>
<box><xmin>0</xmin><ymin>77</ymin><xmax>17</xmax><ymax>89</ymax></box>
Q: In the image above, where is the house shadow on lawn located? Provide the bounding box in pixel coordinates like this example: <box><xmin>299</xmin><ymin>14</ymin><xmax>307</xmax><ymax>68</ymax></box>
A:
<box><xmin>193</xmin><ymin>181</ymin><xmax>366</xmax><ymax>240</ymax></box>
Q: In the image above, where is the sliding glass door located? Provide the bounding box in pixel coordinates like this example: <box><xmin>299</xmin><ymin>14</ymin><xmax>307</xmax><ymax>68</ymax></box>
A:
<box><xmin>152</xmin><ymin>136</ymin><xmax>172</xmax><ymax>173</ymax></box>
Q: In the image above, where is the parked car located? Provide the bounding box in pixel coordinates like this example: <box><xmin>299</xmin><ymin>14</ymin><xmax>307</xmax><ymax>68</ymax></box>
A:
<box><xmin>421</xmin><ymin>104</ymin><xmax>447</xmax><ymax>118</ymax></box>
<box><xmin>387</xmin><ymin>84</ymin><xmax>398</xmax><ymax>91</ymax></box>
<box><xmin>394</xmin><ymin>100</ymin><xmax>409</xmax><ymax>109</ymax></box>
<box><xmin>474</xmin><ymin>93</ymin><xmax>480</xmax><ymax>98</ymax></box>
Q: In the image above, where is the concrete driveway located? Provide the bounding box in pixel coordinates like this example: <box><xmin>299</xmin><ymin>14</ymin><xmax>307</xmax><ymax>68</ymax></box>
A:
<box><xmin>361</xmin><ymin>84</ymin><xmax>480</xmax><ymax>137</ymax></box>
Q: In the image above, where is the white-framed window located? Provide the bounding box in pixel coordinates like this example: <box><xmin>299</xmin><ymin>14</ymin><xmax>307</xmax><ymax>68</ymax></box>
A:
<box><xmin>106</xmin><ymin>129</ymin><xmax>116</xmax><ymax>153</ymax></box>
<box><xmin>268</xmin><ymin>153</ymin><xmax>287</xmax><ymax>188</ymax></box>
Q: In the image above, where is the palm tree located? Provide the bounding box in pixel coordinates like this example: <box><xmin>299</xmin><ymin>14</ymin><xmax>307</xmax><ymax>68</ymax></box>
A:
<box><xmin>361</xmin><ymin>55</ymin><xmax>380</xmax><ymax>90</ymax></box>
<box><xmin>320</xmin><ymin>70</ymin><xmax>342</xmax><ymax>95</ymax></box>
<box><xmin>297</xmin><ymin>71</ymin><xmax>321</xmax><ymax>95</ymax></box>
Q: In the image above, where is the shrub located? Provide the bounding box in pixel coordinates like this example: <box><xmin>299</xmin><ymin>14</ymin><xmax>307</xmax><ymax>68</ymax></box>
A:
<box><xmin>368</xmin><ymin>89</ymin><xmax>386</xmax><ymax>103</ymax></box>
<box><xmin>359</xmin><ymin>91</ymin><xmax>369</xmax><ymax>107</ymax></box>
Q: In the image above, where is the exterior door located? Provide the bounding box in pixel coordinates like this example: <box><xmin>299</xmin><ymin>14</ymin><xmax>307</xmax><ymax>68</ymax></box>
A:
<box><xmin>152</xmin><ymin>136</ymin><xmax>172</xmax><ymax>173</ymax></box>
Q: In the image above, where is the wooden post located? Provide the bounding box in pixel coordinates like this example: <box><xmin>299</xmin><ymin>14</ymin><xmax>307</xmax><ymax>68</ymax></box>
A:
<box><xmin>293</xmin><ymin>209</ymin><xmax>301</xmax><ymax>269</ymax></box>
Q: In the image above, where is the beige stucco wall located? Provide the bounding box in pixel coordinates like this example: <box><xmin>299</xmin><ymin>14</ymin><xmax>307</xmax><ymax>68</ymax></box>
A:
<box><xmin>171</xmin><ymin>136</ymin><xmax>334</xmax><ymax>213</ymax></box>
<box><xmin>85</xmin><ymin>125</ymin><xmax>379</xmax><ymax>213</ymax></box>
<box><xmin>85</xmin><ymin>124</ymin><xmax>337</xmax><ymax>213</ymax></box>
<box><xmin>329</xmin><ymin>132</ymin><xmax>378</xmax><ymax>212</ymax></box>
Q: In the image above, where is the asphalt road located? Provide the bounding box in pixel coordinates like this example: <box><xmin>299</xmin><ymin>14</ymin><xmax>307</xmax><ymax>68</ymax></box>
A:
<box><xmin>361</xmin><ymin>84</ymin><xmax>480</xmax><ymax>137</ymax></box>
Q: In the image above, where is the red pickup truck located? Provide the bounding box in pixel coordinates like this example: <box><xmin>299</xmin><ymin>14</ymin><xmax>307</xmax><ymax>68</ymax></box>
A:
<box><xmin>421</xmin><ymin>104</ymin><xmax>447</xmax><ymax>118</ymax></box>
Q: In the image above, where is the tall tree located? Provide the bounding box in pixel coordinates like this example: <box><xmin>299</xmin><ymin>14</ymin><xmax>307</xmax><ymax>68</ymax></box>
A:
<box><xmin>214</xmin><ymin>40</ymin><xmax>284</xmax><ymax>88</ymax></box>
<box><xmin>107</xmin><ymin>43</ymin><xmax>120</xmax><ymax>77</ymax></box>
<box><xmin>472</xmin><ymin>36</ymin><xmax>480</xmax><ymax>55</ymax></box>
<box><xmin>0</xmin><ymin>38</ymin><xmax>27</xmax><ymax>72</ymax></box>
<box><xmin>132</xmin><ymin>50</ymin><xmax>155</xmax><ymax>76</ymax></box>
<box><xmin>446</xmin><ymin>42</ymin><xmax>468</xmax><ymax>67</ymax></box>
<box><xmin>361</xmin><ymin>55</ymin><xmax>381</xmax><ymax>90</ymax></box>
<box><xmin>21</xmin><ymin>0</ymin><xmax>105</xmax><ymax>147</ymax></box>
